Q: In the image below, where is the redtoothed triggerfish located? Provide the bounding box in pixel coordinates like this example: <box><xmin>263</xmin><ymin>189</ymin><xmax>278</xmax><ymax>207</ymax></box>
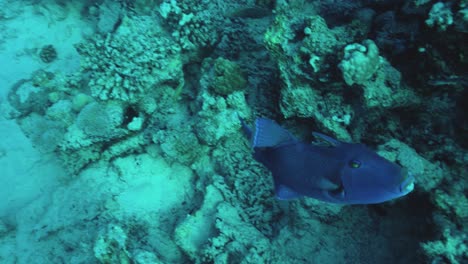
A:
<box><xmin>240</xmin><ymin>117</ymin><xmax>415</xmax><ymax>204</ymax></box>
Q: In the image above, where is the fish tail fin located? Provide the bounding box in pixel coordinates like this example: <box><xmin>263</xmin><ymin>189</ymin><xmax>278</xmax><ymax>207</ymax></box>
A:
<box><xmin>253</xmin><ymin>118</ymin><xmax>295</xmax><ymax>148</ymax></box>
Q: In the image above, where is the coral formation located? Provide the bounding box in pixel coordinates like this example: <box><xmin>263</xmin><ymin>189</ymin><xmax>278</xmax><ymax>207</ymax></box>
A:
<box><xmin>339</xmin><ymin>39</ymin><xmax>380</xmax><ymax>86</ymax></box>
<box><xmin>39</xmin><ymin>44</ymin><xmax>57</xmax><ymax>63</ymax></box>
<box><xmin>426</xmin><ymin>2</ymin><xmax>454</xmax><ymax>31</ymax></box>
<box><xmin>422</xmin><ymin>228</ymin><xmax>468</xmax><ymax>264</ymax></box>
<box><xmin>212</xmin><ymin>57</ymin><xmax>247</xmax><ymax>96</ymax></box>
<box><xmin>75</xmin><ymin>16</ymin><xmax>183</xmax><ymax>102</ymax></box>
<box><xmin>159</xmin><ymin>0</ymin><xmax>225</xmax><ymax>51</ymax></box>
<box><xmin>76</xmin><ymin>101</ymin><xmax>125</xmax><ymax>139</ymax></box>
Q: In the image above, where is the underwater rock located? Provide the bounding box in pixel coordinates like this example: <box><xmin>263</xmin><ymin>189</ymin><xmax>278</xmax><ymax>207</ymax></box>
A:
<box><xmin>18</xmin><ymin>113</ymin><xmax>65</xmax><ymax>153</ymax></box>
<box><xmin>174</xmin><ymin>184</ymin><xmax>224</xmax><ymax>260</ymax></box>
<box><xmin>377</xmin><ymin>139</ymin><xmax>444</xmax><ymax>192</ymax></box>
<box><xmin>71</xmin><ymin>93</ymin><xmax>93</xmax><ymax>112</ymax></box>
<box><xmin>46</xmin><ymin>99</ymin><xmax>75</xmax><ymax>126</ymax></box>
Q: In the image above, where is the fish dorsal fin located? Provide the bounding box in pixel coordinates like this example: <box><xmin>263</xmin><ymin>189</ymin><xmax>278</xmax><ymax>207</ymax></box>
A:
<box><xmin>312</xmin><ymin>132</ymin><xmax>341</xmax><ymax>147</ymax></box>
<box><xmin>253</xmin><ymin>118</ymin><xmax>295</xmax><ymax>148</ymax></box>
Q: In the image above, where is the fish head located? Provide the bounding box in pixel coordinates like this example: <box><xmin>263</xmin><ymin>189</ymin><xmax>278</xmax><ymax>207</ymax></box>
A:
<box><xmin>334</xmin><ymin>143</ymin><xmax>415</xmax><ymax>204</ymax></box>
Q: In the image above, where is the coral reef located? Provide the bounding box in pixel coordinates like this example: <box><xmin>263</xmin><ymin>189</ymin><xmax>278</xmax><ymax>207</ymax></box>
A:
<box><xmin>2</xmin><ymin>0</ymin><xmax>467</xmax><ymax>263</ymax></box>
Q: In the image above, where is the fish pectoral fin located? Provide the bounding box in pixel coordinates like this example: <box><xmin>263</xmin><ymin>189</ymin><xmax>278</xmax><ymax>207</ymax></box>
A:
<box><xmin>317</xmin><ymin>178</ymin><xmax>340</xmax><ymax>191</ymax></box>
<box><xmin>318</xmin><ymin>178</ymin><xmax>346</xmax><ymax>201</ymax></box>
<box><xmin>275</xmin><ymin>184</ymin><xmax>302</xmax><ymax>200</ymax></box>
<box><xmin>324</xmin><ymin>185</ymin><xmax>346</xmax><ymax>201</ymax></box>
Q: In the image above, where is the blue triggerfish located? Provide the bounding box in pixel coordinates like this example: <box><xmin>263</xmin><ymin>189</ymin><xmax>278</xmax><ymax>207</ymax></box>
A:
<box><xmin>240</xmin><ymin>117</ymin><xmax>415</xmax><ymax>204</ymax></box>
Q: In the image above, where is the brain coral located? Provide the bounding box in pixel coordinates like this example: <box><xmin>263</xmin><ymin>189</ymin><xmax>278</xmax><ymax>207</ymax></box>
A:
<box><xmin>76</xmin><ymin>101</ymin><xmax>125</xmax><ymax>139</ymax></box>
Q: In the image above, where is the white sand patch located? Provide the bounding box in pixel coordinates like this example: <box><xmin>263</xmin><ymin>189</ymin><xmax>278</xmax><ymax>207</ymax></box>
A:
<box><xmin>0</xmin><ymin>118</ymin><xmax>64</xmax><ymax>221</ymax></box>
<box><xmin>0</xmin><ymin>152</ymin><xmax>195</xmax><ymax>262</ymax></box>
<box><xmin>113</xmin><ymin>154</ymin><xmax>195</xmax><ymax>220</ymax></box>
<box><xmin>0</xmin><ymin>0</ymin><xmax>94</xmax><ymax>99</ymax></box>
<box><xmin>0</xmin><ymin>1</ymin><xmax>96</xmax><ymax>261</ymax></box>
<box><xmin>0</xmin><ymin>0</ymin><xmax>95</xmax><ymax>217</ymax></box>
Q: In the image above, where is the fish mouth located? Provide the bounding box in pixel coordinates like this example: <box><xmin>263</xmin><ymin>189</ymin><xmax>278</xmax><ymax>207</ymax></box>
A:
<box><xmin>401</xmin><ymin>181</ymin><xmax>414</xmax><ymax>193</ymax></box>
<box><xmin>399</xmin><ymin>169</ymin><xmax>415</xmax><ymax>193</ymax></box>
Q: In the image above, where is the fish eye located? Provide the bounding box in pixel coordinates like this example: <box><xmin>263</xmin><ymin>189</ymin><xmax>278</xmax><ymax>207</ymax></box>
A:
<box><xmin>349</xmin><ymin>160</ymin><xmax>361</xmax><ymax>168</ymax></box>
